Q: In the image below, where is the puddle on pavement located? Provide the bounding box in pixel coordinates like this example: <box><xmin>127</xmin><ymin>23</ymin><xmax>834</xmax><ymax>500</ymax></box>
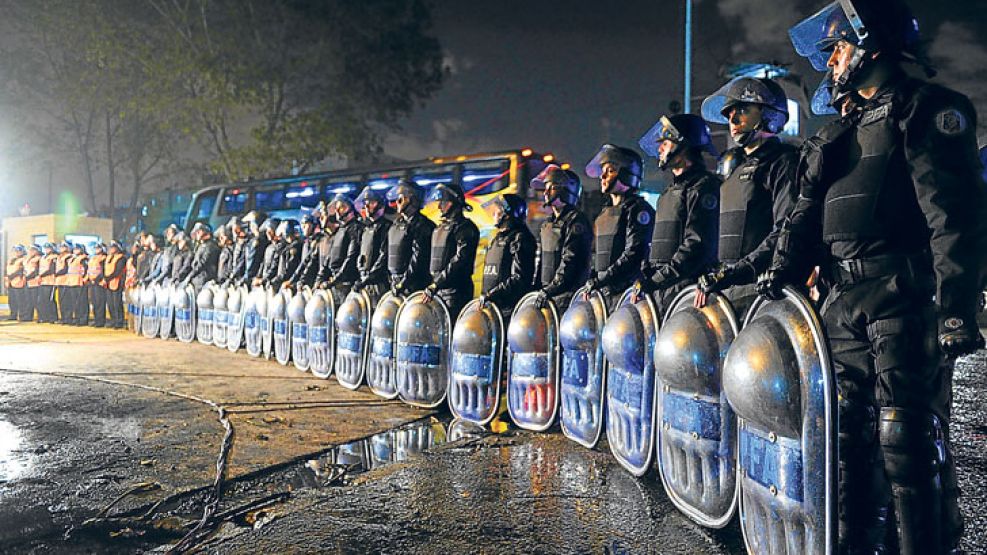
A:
<box><xmin>0</xmin><ymin>419</ymin><xmax>31</xmax><ymax>483</ymax></box>
<box><xmin>293</xmin><ymin>416</ymin><xmax>499</xmax><ymax>489</ymax></box>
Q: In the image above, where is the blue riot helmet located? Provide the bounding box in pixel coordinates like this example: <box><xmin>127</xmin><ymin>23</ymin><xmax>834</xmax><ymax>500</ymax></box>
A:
<box><xmin>43</xmin><ymin>242</ymin><xmax>55</xmax><ymax>253</ymax></box>
<box><xmin>639</xmin><ymin>114</ymin><xmax>718</xmax><ymax>170</ymax></box>
<box><xmin>259</xmin><ymin>217</ymin><xmax>281</xmax><ymax>236</ymax></box>
<box><xmin>531</xmin><ymin>164</ymin><xmax>581</xmax><ymax>207</ymax></box>
<box><xmin>59</xmin><ymin>241</ymin><xmax>71</xmax><ymax>253</ymax></box>
<box><xmin>299</xmin><ymin>214</ymin><xmax>318</xmax><ymax>235</ymax></box>
<box><xmin>386</xmin><ymin>178</ymin><xmax>426</xmax><ymax>215</ymax></box>
<box><xmin>483</xmin><ymin>193</ymin><xmax>527</xmax><ymax>229</ymax></box>
<box><xmin>28</xmin><ymin>244</ymin><xmax>41</xmax><ymax>255</ymax></box>
<box><xmin>327</xmin><ymin>193</ymin><xmax>355</xmax><ymax>217</ymax></box>
<box><xmin>109</xmin><ymin>241</ymin><xmax>123</xmax><ymax>253</ymax></box>
<box><xmin>94</xmin><ymin>242</ymin><xmax>107</xmax><ymax>253</ymax></box>
<box><xmin>73</xmin><ymin>243</ymin><xmax>87</xmax><ymax>255</ymax></box>
<box><xmin>11</xmin><ymin>244</ymin><xmax>25</xmax><ymax>255</ymax></box>
<box><xmin>790</xmin><ymin>0</ymin><xmax>927</xmax><ymax>114</ymax></box>
<box><xmin>586</xmin><ymin>144</ymin><xmax>643</xmax><ymax>194</ymax></box>
<box><xmin>277</xmin><ymin>219</ymin><xmax>301</xmax><ymax>239</ymax></box>
<box><xmin>355</xmin><ymin>187</ymin><xmax>386</xmax><ymax>218</ymax></box>
<box><xmin>425</xmin><ymin>181</ymin><xmax>472</xmax><ymax>213</ymax></box>
<box><xmin>702</xmin><ymin>77</ymin><xmax>789</xmax><ymax>146</ymax></box>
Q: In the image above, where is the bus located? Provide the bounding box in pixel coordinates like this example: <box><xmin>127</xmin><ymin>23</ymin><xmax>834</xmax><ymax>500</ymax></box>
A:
<box><xmin>183</xmin><ymin>148</ymin><xmax>558</xmax><ymax>291</ymax></box>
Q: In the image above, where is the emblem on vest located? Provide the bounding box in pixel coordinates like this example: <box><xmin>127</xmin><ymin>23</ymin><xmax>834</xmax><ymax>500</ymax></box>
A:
<box><xmin>860</xmin><ymin>103</ymin><xmax>891</xmax><ymax>126</ymax></box>
<box><xmin>701</xmin><ymin>193</ymin><xmax>718</xmax><ymax>210</ymax></box>
<box><xmin>936</xmin><ymin>108</ymin><xmax>967</xmax><ymax>136</ymax></box>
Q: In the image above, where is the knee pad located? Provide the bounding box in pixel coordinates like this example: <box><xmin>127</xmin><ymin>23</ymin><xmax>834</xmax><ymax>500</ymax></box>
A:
<box><xmin>879</xmin><ymin>407</ymin><xmax>942</xmax><ymax>485</ymax></box>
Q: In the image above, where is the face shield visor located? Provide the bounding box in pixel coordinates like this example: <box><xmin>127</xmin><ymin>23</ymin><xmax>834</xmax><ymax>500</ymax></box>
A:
<box><xmin>789</xmin><ymin>0</ymin><xmax>867</xmax><ymax>72</ymax></box>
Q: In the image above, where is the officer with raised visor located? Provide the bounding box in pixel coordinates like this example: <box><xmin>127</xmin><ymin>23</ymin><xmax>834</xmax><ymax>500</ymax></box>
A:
<box><xmin>478</xmin><ymin>193</ymin><xmax>536</xmax><ymax>315</ymax></box>
<box><xmin>584</xmin><ymin>144</ymin><xmax>655</xmax><ymax>308</ymax></box>
<box><xmin>695</xmin><ymin>77</ymin><xmax>799</xmax><ymax>315</ymax></box>
<box><xmin>422</xmin><ymin>181</ymin><xmax>480</xmax><ymax>320</ymax></box>
<box><xmin>531</xmin><ymin>164</ymin><xmax>592</xmax><ymax>311</ymax></box>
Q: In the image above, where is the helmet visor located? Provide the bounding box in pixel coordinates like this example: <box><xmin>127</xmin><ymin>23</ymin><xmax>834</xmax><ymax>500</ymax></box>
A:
<box><xmin>789</xmin><ymin>1</ymin><xmax>864</xmax><ymax>72</ymax></box>
<box><xmin>637</xmin><ymin>116</ymin><xmax>680</xmax><ymax>159</ymax></box>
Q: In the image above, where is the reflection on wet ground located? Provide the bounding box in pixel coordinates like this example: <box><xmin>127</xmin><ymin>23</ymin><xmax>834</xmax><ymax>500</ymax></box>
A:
<box><xmin>0</xmin><ymin>419</ymin><xmax>29</xmax><ymax>483</ymax></box>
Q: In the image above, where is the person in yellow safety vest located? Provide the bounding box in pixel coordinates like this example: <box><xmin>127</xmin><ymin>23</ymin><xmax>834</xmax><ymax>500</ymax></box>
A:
<box><xmin>66</xmin><ymin>243</ymin><xmax>88</xmax><ymax>326</ymax></box>
<box><xmin>22</xmin><ymin>245</ymin><xmax>42</xmax><ymax>322</ymax></box>
<box><xmin>104</xmin><ymin>241</ymin><xmax>127</xmax><ymax>329</ymax></box>
<box><xmin>54</xmin><ymin>242</ymin><xmax>72</xmax><ymax>324</ymax></box>
<box><xmin>37</xmin><ymin>243</ymin><xmax>58</xmax><ymax>323</ymax></box>
<box><xmin>87</xmin><ymin>243</ymin><xmax>107</xmax><ymax>327</ymax></box>
<box><xmin>5</xmin><ymin>245</ymin><xmax>26</xmax><ymax>321</ymax></box>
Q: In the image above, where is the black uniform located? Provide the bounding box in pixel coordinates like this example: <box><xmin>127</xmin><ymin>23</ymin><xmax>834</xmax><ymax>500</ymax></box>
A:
<box><xmin>771</xmin><ymin>75</ymin><xmax>983</xmax><ymax>552</ymax></box>
<box><xmin>289</xmin><ymin>231</ymin><xmax>325</xmax><ymax>288</ymax></box>
<box><xmin>135</xmin><ymin>249</ymin><xmax>154</xmax><ymax>283</ymax></box>
<box><xmin>226</xmin><ymin>237</ymin><xmax>247</xmax><ymax>285</ymax></box>
<box><xmin>388</xmin><ymin>212</ymin><xmax>435</xmax><ymax>295</ymax></box>
<box><xmin>242</xmin><ymin>233</ymin><xmax>270</xmax><ymax>285</ymax></box>
<box><xmin>430</xmin><ymin>212</ymin><xmax>479</xmax><ymax>319</ymax></box>
<box><xmin>273</xmin><ymin>240</ymin><xmax>302</xmax><ymax>286</ymax></box>
<box><xmin>318</xmin><ymin>218</ymin><xmax>362</xmax><ymax>302</ymax></box>
<box><xmin>483</xmin><ymin>219</ymin><xmax>536</xmax><ymax>312</ymax></box>
<box><xmin>356</xmin><ymin>215</ymin><xmax>392</xmax><ymax>298</ymax></box>
<box><xmin>539</xmin><ymin>205</ymin><xmax>593</xmax><ymax>310</ymax></box>
<box><xmin>216</xmin><ymin>243</ymin><xmax>234</xmax><ymax>284</ymax></box>
<box><xmin>185</xmin><ymin>240</ymin><xmax>220</xmax><ymax>291</ymax></box>
<box><xmin>171</xmin><ymin>247</ymin><xmax>192</xmax><ymax>283</ymax></box>
<box><xmin>258</xmin><ymin>240</ymin><xmax>281</xmax><ymax>285</ymax></box>
<box><xmin>146</xmin><ymin>244</ymin><xmax>175</xmax><ymax>284</ymax></box>
<box><xmin>592</xmin><ymin>193</ymin><xmax>654</xmax><ymax>307</ymax></box>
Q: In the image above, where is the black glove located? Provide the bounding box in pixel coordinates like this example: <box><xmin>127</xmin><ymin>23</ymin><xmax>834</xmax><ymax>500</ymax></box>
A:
<box><xmin>534</xmin><ymin>290</ymin><xmax>549</xmax><ymax>308</ymax></box>
<box><xmin>939</xmin><ymin>317</ymin><xmax>985</xmax><ymax>358</ymax></box>
<box><xmin>698</xmin><ymin>262</ymin><xmax>754</xmax><ymax>295</ymax></box>
<box><xmin>756</xmin><ymin>269</ymin><xmax>787</xmax><ymax>301</ymax></box>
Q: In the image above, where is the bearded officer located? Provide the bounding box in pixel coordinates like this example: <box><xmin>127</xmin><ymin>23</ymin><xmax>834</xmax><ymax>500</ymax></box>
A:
<box><xmin>584</xmin><ymin>144</ymin><xmax>655</xmax><ymax>309</ymax></box>
<box><xmin>386</xmin><ymin>179</ymin><xmax>434</xmax><ymax>296</ymax></box>
<box><xmin>353</xmin><ymin>188</ymin><xmax>392</xmax><ymax>298</ymax></box>
<box><xmin>759</xmin><ymin>1</ymin><xmax>985</xmax><ymax>551</ymax></box>
<box><xmin>422</xmin><ymin>182</ymin><xmax>479</xmax><ymax>320</ymax></box>
<box><xmin>478</xmin><ymin>194</ymin><xmax>535</xmax><ymax>317</ymax></box>
<box><xmin>317</xmin><ymin>194</ymin><xmax>362</xmax><ymax>302</ymax></box>
<box><xmin>104</xmin><ymin>241</ymin><xmax>128</xmax><ymax>328</ymax></box>
<box><xmin>694</xmin><ymin>78</ymin><xmax>799</xmax><ymax>316</ymax></box>
<box><xmin>530</xmin><ymin>165</ymin><xmax>592</xmax><ymax>311</ymax></box>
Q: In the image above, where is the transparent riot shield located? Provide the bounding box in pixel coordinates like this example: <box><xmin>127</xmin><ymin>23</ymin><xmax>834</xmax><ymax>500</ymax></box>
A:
<box><xmin>306</xmin><ymin>290</ymin><xmax>335</xmax><ymax>379</ymax></box>
<box><xmin>174</xmin><ymin>284</ymin><xmax>197</xmax><ymax>343</ymax></box>
<box><xmin>447</xmin><ymin>299</ymin><xmax>505</xmax><ymax>425</ymax></box>
<box><xmin>336</xmin><ymin>290</ymin><xmax>374</xmax><ymax>389</ymax></box>
<box><xmin>394</xmin><ymin>291</ymin><xmax>451</xmax><ymax>408</ymax></box>
<box><xmin>367</xmin><ymin>292</ymin><xmax>403</xmax><ymax>399</ymax></box>
<box><xmin>559</xmin><ymin>286</ymin><xmax>609</xmax><ymax>448</ymax></box>
<box><xmin>506</xmin><ymin>292</ymin><xmax>561</xmax><ymax>432</ymax></box>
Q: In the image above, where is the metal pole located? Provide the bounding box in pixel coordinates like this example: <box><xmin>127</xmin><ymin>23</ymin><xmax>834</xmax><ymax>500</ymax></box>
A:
<box><xmin>684</xmin><ymin>0</ymin><xmax>693</xmax><ymax>114</ymax></box>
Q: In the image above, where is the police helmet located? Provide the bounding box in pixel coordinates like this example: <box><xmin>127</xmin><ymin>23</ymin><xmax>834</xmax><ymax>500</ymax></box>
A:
<box><xmin>386</xmin><ymin>178</ymin><xmax>426</xmax><ymax>204</ymax></box>
<box><xmin>426</xmin><ymin>182</ymin><xmax>472</xmax><ymax>211</ymax></box>
<box><xmin>532</xmin><ymin>164</ymin><xmax>581</xmax><ymax>205</ymax></box>
<box><xmin>12</xmin><ymin>244</ymin><xmax>25</xmax><ymax>254</ymax></box>
<box><xmin>701</xmin><ymin>77</ymin><xmax>789</xmax><ymax>134</ymax></box>
<box><xmin>355</xmin><ymin>187</ymin><xmax>386</xmax><ymax>213</ymax></box>
<box><xmin>585</xmin><ymin>144</ymin><xmax>644</xmax><ymax>189</ymax></box>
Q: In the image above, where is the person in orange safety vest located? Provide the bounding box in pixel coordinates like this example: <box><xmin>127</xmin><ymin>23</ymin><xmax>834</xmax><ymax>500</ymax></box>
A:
<box><xmin>65</xmin><ymin>243</ymin><xmax>88</xmax><ymax>326</ymax></box>
<box><xmin>54</xmin><ymin>242</ymin><xmax>72</xmax><ymax>324</ymax></box>
<box><xmin>87</xmin><ymin>243</ymin><xmax>107</xmax><ymax>327</ymax></box>
<box><xmin>104</xmin><ymin>241</ymin><xmax>127</xmax><ymax>329</ymax></box>
<box><xmin>5</xmin><ymin>245</ymin><xmax>26</xmax><ymax>321</ymax></box>
<box><xmin>37</xmin><ymin>243</ymin><xmax>58</xmax><ymax>323</ymax></box>
<box><xmin>21</xmin><ymin>245</ymin><xmax>42</xmax><ymax>322</ymax></box>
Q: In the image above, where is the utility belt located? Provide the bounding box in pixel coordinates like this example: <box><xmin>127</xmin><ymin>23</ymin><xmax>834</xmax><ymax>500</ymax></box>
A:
<box><xmin>827</xmin><ymin>251</ymin><xmax>931</xmax><ymax>287</ymax></box>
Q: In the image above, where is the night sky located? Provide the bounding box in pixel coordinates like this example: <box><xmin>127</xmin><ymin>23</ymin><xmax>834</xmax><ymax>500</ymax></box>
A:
<box><xmin>3</xmin><ymin>0</ymin><xmax>986</xmax><ymax>212</ymax></box>
<box><xmin>383</xmin><ymin>0</ymin><xmax>987</xmax><ymax>186</ymax></box>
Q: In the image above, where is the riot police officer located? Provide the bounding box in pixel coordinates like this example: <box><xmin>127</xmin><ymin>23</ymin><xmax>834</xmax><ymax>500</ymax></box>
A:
<box><xmin>254</xmin><ymin>218</ymin><xmax>282</xmax><ymax>287</ymax></box>
<box><xmin>215</xmin><ymin>226</ymin><xmax>234</xmax><ymax>285</ymax></box>
<box><xmin>170</xmin><ymin>232</ymin><xmax>193</xmax><ymax>285</ymax></box>
<box><xmin>584</xmin><ymin>144</ymin><xmax>655</xmax><ymax>308</ymax></box>
<box><xmin>23</xmin><ymin>245</ymin><xmax>42</xmax><ymax>322</ymax></box>
<box><xmin>225</xmin><ymin>217</ymin><xmax>248</xmax><ymax>286</ymax></box>
<box><xmin>141</xmin><ymin>235</ymin><xmax>164</xmax><ymax>287</ymax></box>
<box><xmin>146</xmin><ymin>225</ymin><xmax>178</xmax><ymax>285</ymax></box>
<box><xmin>759</xmin><ymin>1</ymin><xmax>985</xmax><ymax>551</ymax></box>
<box><xmin>37</xmin><ymin>243</ymin><xmax>58</xmax><ymax>323</ymax></box>
<box><xmin>67</xmin><ymin>243</ymin><xmax>88</xmax><ymax>326</ymax></box>
<box><xmin>353</xmin><ymin>188</ymin><xmax>392</xmax><ymax>298</ymax></box>
<box><xmin>387</xmin><ymin>179</ymin><xmax>435</xmax><ymax>296</ymax></box>
<box><xmin>284</xmin><ymin>214</ymin><xmax>324</xmax><ymax>290</ymax></box>
<box><xmin>270</xmin><ymin>220</ymin><xmax>302</xmax><ymax>288</ymax></box>
<box><xmin>531</xmin><ymin>165</ymin><xmax>592</xmax><ymax>310</ymax></box>
<box><xmin>241</xmin><ymin>211</ymin><xmax>271</xmax><ymax>285</ymax></box>
<box><xmin>422</xmin><ymin>182</ymin><xmax>479</xmax><ymax>320</ymax></box>
<box><xmin>182</xmin><ymin>223</ymin><xmax>221</xmax><ymax>292</ymax></box>
<box><xmin>317</xmin><ymin>194</ymin><xmax>362</xmax><ymax>303</ymax></box>
<box><xmin>87</xmin><ymin>243</ymin><xmax>108</xmax><ymax>327</ymax></box>
<box><xmin>479</xmin><ymin>193</ymin><xmax>536</xmax><ymax>315</ymax></box>
<box><xmin>695</xmin><ymin>78</ymin><xmax>799</xmax><ymax>315</ymax></box>
<box><xmin>5</xmin><ymin>245</ymin><xmax>25</xmax><ymax>321</ymax></box>
<box><xmin>104</xmin><ymin>241</ymin><xmax>127</xmax><ymax>328</ymax></box>
<box><xmin>636</xmin><ymin>115</ymin><xmax>720</xmax><ymax>313</ymax></box>
<box><xmin>54</xmin><ymin>241</ymin><xmax>72</xmax><ymax>323</ymax></box>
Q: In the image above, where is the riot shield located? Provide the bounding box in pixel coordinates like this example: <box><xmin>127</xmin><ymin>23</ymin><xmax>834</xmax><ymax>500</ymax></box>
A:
<box><xmin>447</xmin><ymin>299</ymin><xmax>505</xmax><ymax>425</ymax></box>
<box><xmin>394</xmin><ymin>291</ymin><xmax>451</xmax><ymax>408</ymax></box>
<box><xmin>336</xmin><ymin>290</ymin><xmax>374</xmax><ymax>389</ymax></box>
<box><xmin>653</xmin><ymin>288</ymin><xmax>740</xmax><ymax>526</ymax></box>
<box><xmin>173</xmin><ymin>284</ymin><xmax>197</xmax><ymax>343</ymax></box>
<box><xmin>212</xmin><ymin>285</ymin><xmax>229</xmax><ymax>348</ymax></box>
<box><xmin>506</xmin><ymin>293</ymin><xmax>561</xmax><ymax>432</ymax></box>
<box><xmin>722</xmin><ymin>286</ymin><xmax>835</xmax><ymax>554</ymax></box>
<box><xmin>289</xmin><ymin>287</ymin><xmax>311</xmax><ymax>371</ymax></box>
<box><xmin>157</xmin><ymin>282</ymin><xmax>175</xmax><ymax>339</ymax></box>
<box><xmin>559</xmin><ymin>286</ymin><xmax>609</xmax><ymax>448</ymax></box>
<box><xmin>128</xmin><ymin>286</ymin><xmax>140</xmax><ymax>334</ymax></box>
<box><xmin>602</xmin><ymin>287</ymin><xmax>660</xmax><ymax>476</ymax></box>
<box><xmin>366</xmin><ymin>292</ymin><xmax>403</xmax><ymax>399</ymax></box>
<box><xmin>195</xmin><ymin>283</ymin><xmax>215</xmax><ymax>345</ymax></box>
<box><xmin>244</xmin><ymin>286</ymin><xmax>265</xmax><ymax>357</ymax></box>
<box><xmin>272</xmin><ymin>288</ymin><xmax>291</xmax><ymax>365</ymax></box>
<box><xmin>306</xmin><ymin>290</ymin><xmax>335</xmax><ymax>379</ymax></box>
<box><xmin>226</xmin><ymin>285</ymin><xmax>248</xmax><ymax>352</ymax></box>
<box><xmin>140</xmin><ymin>284</ymin><xmax>160</xmax><ymax>338</ymax></box>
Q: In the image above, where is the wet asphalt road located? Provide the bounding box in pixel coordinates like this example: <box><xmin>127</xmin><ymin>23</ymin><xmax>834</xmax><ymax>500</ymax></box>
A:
<box><xmin>0</xmin><ymin>321</ymin><xmax>984</xmax><ymax>553</ymax></box>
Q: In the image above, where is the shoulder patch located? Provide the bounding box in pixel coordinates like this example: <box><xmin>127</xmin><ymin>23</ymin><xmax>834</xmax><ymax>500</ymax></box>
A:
<box><xmin>701</xmin><ymin>193</ymin><xmax>718</xmax><ymax>210</ymax></box>
<box><xmin>936</xmin><ymin>108</ymin><xmax>967</xmax><ymax>136</ymax></box>
<box><xmin>572</xmin><ymin>222</ymin><xmax>586</xmax><ymax>235</ymax></box>
<box><xmin>636</xmin><ymin>210</ymin><xmax>651</xmax><ymax>226</ymax></box>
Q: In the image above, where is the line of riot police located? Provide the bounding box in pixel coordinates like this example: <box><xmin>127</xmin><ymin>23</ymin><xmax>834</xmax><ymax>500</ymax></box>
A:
<box><xmin>122</xmin><ymin>1</ymin><xmax>986</xmax><ymax>553</ymax></box>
